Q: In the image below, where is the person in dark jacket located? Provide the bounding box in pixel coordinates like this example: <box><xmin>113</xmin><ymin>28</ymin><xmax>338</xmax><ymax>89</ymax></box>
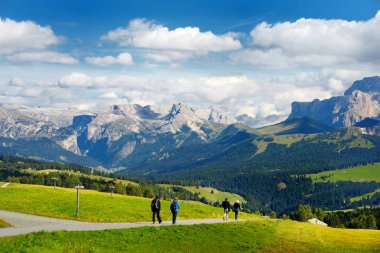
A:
<box><xmin>233</xmin><ymin>200</ymin><xmax>241</xmax><ymax>221</ymax></box>
<box><xmin>170</xmin><ymin>197</ymin><xmax>180</xmax><ymax>224</ymax></box>
<box><xmin>222</xmin><ymin>198</ymin><xmax>231</xmax><ymax>221</ymax></box>
<box><xmin>151</xmin><ymin>195</ymin><xmax>162</xmax><ymax>224</ymax></box>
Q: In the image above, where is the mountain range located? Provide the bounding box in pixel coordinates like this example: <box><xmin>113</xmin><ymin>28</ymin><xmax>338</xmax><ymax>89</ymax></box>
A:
<box><xmin>0</xmin><ymin>76</ymin><xmax>380</xmax><ymax>173</ymax></box>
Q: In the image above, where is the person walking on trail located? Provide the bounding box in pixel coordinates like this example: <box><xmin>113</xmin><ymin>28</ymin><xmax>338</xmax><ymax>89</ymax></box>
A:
<box><xmin>151</xmin><ymin>195</ymin><xmax>162</xmax><ymax>224</ymax></box>
<box><xmin>233</xmin><ymin>200</ymin><xmax>241</xmax><ymax>221</ymax></box>
<box><xmin>222</xmin><ymin>198</ymin><xmax>231</xmax><ymax>221</ymax></box>
<box><xmin>170</xmin><ymin>197</ymin><xmax>180</xmax><ymax>224</ymax></box>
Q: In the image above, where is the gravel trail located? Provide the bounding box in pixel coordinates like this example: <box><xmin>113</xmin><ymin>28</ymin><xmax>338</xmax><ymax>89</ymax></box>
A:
<box><xmin>0</xmin><ymin>210</ymin><xmax>239</xmax><ymax>237</ymax></box>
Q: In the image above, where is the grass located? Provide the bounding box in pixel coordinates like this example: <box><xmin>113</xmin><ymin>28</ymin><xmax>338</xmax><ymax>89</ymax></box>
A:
<box><xmin>21</xmin><ymin>168</ymin><xmax>138</xmax><ymax>186</ymax></box>
<box><xmin>351</xmin><ymin>189</ymin><xmax>380</xmax><ymax>202</ymax></box>
<box><xmin>0</xmin><ymin>219</ymin><xmax>379</xmax><ymax>252</ymax></box>
<box><xmin>270</xmin><ymin>219</ymin><xmax>380</xmax><ymax>253</ymax></box>
<box><xmin>0</xmin><ymin>183</ymin><xmax>252</xmax><ymax>222</ymax></box>
<box><xmin>0</xmin><ymin>219</ymin><xmax>11</xmax><ymax>228</ymax></box>
<box><xmin>308</xmin><ymin>163</ymin><xmax>380</xmax><ymax>183</ymax></box>
<box><xmin>160</xmin><ymin>184</ymin><xmax>245</xmax><ymax>203</ymax></box>
<box><xmin>253</xmin><ymin>134</ymin><xmax>306</xmax><ymax>155</ymax></box>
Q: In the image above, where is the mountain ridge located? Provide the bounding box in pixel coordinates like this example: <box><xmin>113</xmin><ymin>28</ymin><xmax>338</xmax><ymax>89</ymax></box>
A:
<box><xmin>288</xmin><ymin>76</ymin><xmax>380</xmax><ymax>128</ymax></box>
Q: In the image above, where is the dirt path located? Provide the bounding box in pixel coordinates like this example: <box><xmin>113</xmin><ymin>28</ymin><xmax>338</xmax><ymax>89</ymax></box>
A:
<box><xmin>1</xmin><ymin>183</ymin><xmax>10</xmax><ymax>188</ymax></box>
<box><xmin>0</xmin><ymin>210</ymin><xmax>240</xmax><ymax>237</ymax></box>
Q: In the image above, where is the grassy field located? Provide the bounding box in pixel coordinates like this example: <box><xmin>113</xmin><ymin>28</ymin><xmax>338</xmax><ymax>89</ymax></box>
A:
<box><xmin>253</xmin><ymin>134</ymin><xmax>306</xmax><ymax>154</ymax></box>
<box><xmin>0</xmin><ymin>183</ymin><xmax>252</xmax><ymax>222</ymax></box>
<box><xmin>21</xmin><ymin>168</ymin><xmax>138</xmax><ymax>186</ymax></box>
<box><xmin>351</xmin><ymin>189</ymin><xmax>380</xmax><ymax>202</ymax></box>
<box><xmin>0</xmin><ymin>219</ymin><xmax>11</xmax><ymax>228</ymax></box>
<box><xmin>0</xmin><ymin>219</ymin><xmax>379</xmax><ymax>252</ymax></box>
<box><xmin>308</xmin><ymin>163</ymin><xmax>380</xmax><ymax>183</ymax></box>
<box><xmin>160</xmin><ymin>184</ymin><xmax>245</xmax><ymax>203</ymax></box>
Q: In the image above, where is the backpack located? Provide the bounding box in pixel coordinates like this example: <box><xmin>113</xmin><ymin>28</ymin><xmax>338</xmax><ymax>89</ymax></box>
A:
<box><xmin>151</xmin><ymin>199</ymin><xmax>159</xmax><ymax>210</ymax></box>
<box><xmin>170</xmin><ymin>201</ymin><xmax>177</xmax><ymax>212</ymax></box>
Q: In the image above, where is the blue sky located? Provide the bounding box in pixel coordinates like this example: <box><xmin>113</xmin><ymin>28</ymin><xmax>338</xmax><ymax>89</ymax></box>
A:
<box><xmin>1</xmin><ymin>0</ymin><xmax>380</xmax><ymax>118</ymax></box>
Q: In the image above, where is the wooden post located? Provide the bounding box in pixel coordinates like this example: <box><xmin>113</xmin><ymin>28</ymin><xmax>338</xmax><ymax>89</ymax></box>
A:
<box><xmin>75</xmin><ymin>185</ymin><xmax>84</xmax><ymax>217</ymax></box>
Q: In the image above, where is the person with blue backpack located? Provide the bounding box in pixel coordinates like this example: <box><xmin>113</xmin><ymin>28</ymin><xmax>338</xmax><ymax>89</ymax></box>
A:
<box><xmin>170</xmin><ymin>197</ymin><xmax>180</xmax><ymax>224</ymax></box>
<box><xmin>151</xmin><ymin>195</ymin><xmax>162</xmax><ymax>224</ymax></box>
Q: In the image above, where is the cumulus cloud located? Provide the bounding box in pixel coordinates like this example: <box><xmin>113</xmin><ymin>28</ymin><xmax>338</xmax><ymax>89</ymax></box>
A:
<box><xmin>0</xmin><ymin>18</ymin><xmax>61</xmax><ymax>55</ymax></box>
<box><xmin>0</xmin><ymin>18</ymin><xmax>78</xmax><ymax>64</ymax></box>
<box><xmin>231</xmin><ymin>11</ymin><xmax>380</xmax><ymax>68</ymax></box>
<box><xmin>85</xmin><ymin>52</ymin><xmax>133</xmax><ymax>66</ymax></box>
<box><xmin>6</xmin><ymin>51</ymin><xmax>78</xmax><ymax>64</ymax></box>
<box><xmin>102</xmin><ymin>19</ymin><xmax>242</xmax><ymax>63</ymax></box>
<box><xmin>102</xmin><ymin>19</ymin><xmax>242</xmax><ymax>52</ymax></box>
<box><xmin>57</xmin><ymin>72</ymin><xmax>146</xmax><ymax>89</ymax></box>
<box><xmin>144</xmin><ymin>50</ymin><xmax>194</xmax><ymax>63</ymax></box>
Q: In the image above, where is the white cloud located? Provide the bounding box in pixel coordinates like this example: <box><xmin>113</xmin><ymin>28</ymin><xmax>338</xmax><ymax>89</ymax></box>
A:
<box><xmin>100</xmin><ymin>92</ymin><xmax>119</xmax><ymax>99</ymax></box>
<box><xmin>0</xmin><ymin>18</ymin><xmax>61</xmax><ymax>55</ymax></box>
<box><xmin>57</xmin><ymin>72</ymin><xmax>146</xmax><ymax>89</ymax></box>
<box><xmin>85</xmin><ymin>52</ymin><xmax>133</xmax><ymax>66</ymax></box>
<box><xmin>102</xmin><ymin>19</ymin><xmax>241</xmax><ymax>63</ymax></box>
<box><xmin>6</xmin><ymin>51</ymin><xmax>78</xmax><ymax>64</ymax></box>
<box><xmin>57</xmin><ymin>73</ymin><xmax>105</xmax><ymax>88</ymax></box>
<box><xmin>231</xmin><ymin>11</ymin><xmax>380</xmax><ymax>68</ymax></box>
<box><xmin>102</xmin><ymin>19</ymin><xmax>242</xmax><ymax>52</ymax></box>
<box><xmin>8</xmin><ymin>77</ymin><xmax>26</xmax><ymax>86</ymax></box>
<box><xmin>144</xmin><ymin>50</ymin><xmax>194</xmax><ymax>63</ymax></box>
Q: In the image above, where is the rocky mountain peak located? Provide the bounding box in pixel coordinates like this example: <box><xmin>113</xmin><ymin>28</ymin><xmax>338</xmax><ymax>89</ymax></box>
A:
<box><xmin>288</xmin><ymin>76</ymin><xmax>380</xmax><ymax>128</ymax></box>
<box><xmin>167</xmin><ymin>103</ymin><xmax>196</xmax><ymax>117</ymax></box>
<box><xmin>344</xmin><ymin>76</ymin><xmax>380</xmax><ymax>95</ymax></box>
<box><xmin>207</xmin><ymin>107</ymin><xmax>236</xmax><ymax>124</ymax></box>
<box><xmin>108</xmin><ymin>104</ymin><xmax>161</xmax><ymax>119</ymax></box>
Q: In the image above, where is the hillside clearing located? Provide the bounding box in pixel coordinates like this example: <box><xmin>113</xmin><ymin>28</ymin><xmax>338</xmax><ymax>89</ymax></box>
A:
<box><xmin>308</xmin><ymin>163</ymin><xmax>380</xmax><ymax>183</ymax></box>
<box><xmin>160</xmin><ymin>184</ymin><xmax>246</xmax><ymax>203</ymax></box>
<box><xmin>351</xmin><ymin>189</ymin><xmax>380</xmax><ymax>202</ymax></box>
<box><xmin>21</xmin><ymin>168</ymin><xmax>138</xmax><ymax>186</ymax></box>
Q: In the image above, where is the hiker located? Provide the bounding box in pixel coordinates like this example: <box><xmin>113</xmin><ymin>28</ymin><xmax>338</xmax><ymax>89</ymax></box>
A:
<box><xmin>233</xmin><ymin>200</ymin><xmax>241</xmax><ymax>221</ymax></box>
<box><xmin>222</xmin><ymin>198</ymin><xmax>231</xmax><ymax>221</ymax></box>
<box><xmin>170</xmin><ymin>197</ymin><xmax>180</xmax><ymax>224</ymax></box>
<box><xmin>151</xmin><ymin>195</ymin><xmax>162</xmax><ymax>224</ymax></box>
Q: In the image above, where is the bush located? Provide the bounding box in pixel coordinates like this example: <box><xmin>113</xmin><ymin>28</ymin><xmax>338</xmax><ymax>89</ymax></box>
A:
<box><xmin>298</xmin><ymin>205</ymin><xmax>313</xmax><ymax>222</ymax></box>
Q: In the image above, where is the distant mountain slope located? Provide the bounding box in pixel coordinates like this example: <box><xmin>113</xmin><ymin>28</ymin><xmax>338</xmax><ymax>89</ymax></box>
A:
<box><xmin>354</xmin><ymin>118</ymin><xmax>380</xmax><ymax>136</ymax></box>
<box><xmin>257</xmin><ymin>117</ymin><xmax>333</xmax><ymax>135</ymax></box>
<box><xmin>288</xmin><ymin>76</ymin><xmax>380</xmax><ymax>127</ymax></box>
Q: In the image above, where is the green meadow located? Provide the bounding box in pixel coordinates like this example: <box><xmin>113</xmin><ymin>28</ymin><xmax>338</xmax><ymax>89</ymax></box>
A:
<box><xmin>1</xmin><ymin>183</ymin><xmax>380</xmax><ymax>252</ymax></box>
<box><xmin>0</xmin><ymin>183</ymin><xmax>252</xmax><ymax>222</ymax></box>
<box><xmin>160</xmin><ymin>184</ymin><xmax>246</xmax><ymax>203</ymax></box>
<box><xmin>308</xmin><ymin>163</ymin><xmax>380</xmax><ymax>183</ymax></box>
<box><xmin>351</xmin><ymin>189</ymin><xmax>380</xmax><ymax>202</ymax></box>
<box><xmin>1</xmin><ymin>219</ymin><xmax>379</xmax><ymax>252</ymax></box>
